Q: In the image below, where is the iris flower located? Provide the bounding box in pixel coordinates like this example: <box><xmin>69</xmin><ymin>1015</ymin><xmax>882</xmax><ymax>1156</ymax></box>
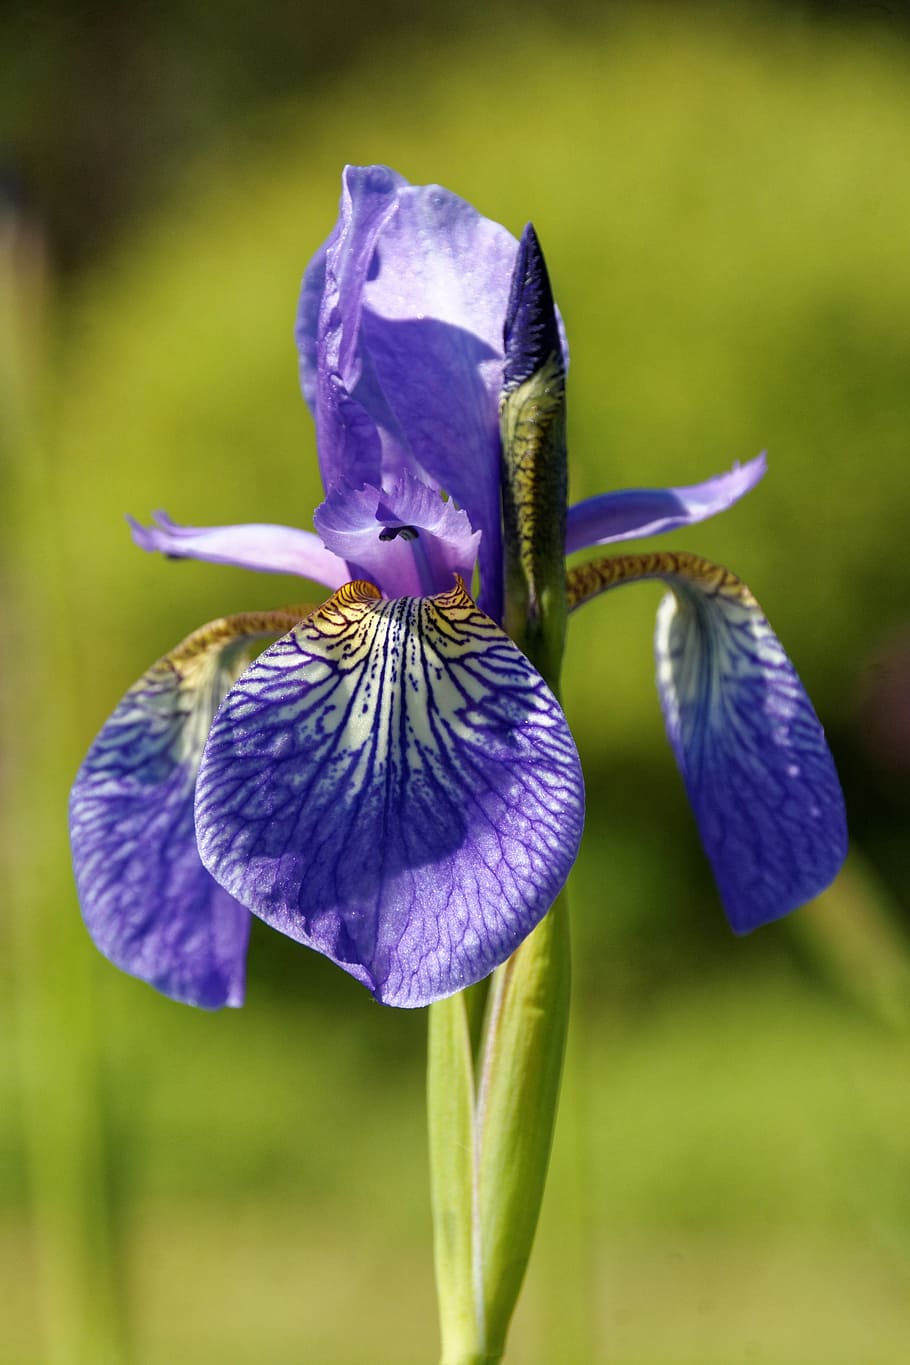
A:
<box><xmin>69</xmin><ymin>165</ymin><xmax>847</xmax><ymax>1011</ymax></box>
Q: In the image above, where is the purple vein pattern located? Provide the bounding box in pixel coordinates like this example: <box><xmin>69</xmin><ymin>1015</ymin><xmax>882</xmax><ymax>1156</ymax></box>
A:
<box><xmin>69</xmin><ymin>166</ymin><xmax>847</xmax><ymax>1008</ymax></box>
<box><xmin>655</xmin><ymin>559</ymin><xmax>847</xmax><ymax>932</ymax></box>
<box><xmin>566</xmin><ymin>550</ymin><xmax>847</xmax><ymax>933</ymax></box>
<box><xmin>196</xmin><ymin>579</ymin><xmax>585</xmax><ymax>1007</ymax></box>
<box><xmin>69</xmin><ymin>619</ymin><xmax>256</xmax><ymax>1008</ymax></box>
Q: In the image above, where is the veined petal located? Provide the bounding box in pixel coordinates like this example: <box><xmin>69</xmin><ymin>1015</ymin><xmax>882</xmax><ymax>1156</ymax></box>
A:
<box><xmin>129</xmin><ymin>512</ymin><xmax>349</xmax><ymax>590</ymax></box>
<box><xmin>69</xmin><ymin>608</ymin><xmax>313</xmax><ymax>1007</ymax></box>
<box><xmin>314</xmin><ymin>470</ymin><xmax>481</xmax><ymax>598</ymax></box>
<box><xmin>195</xmin><ymin>578</ymin><xmax>585</xmax><ymax>1008</ymax></box>
<box><xmin>565</xmin><ymin>453</ymin><xmax>767</xmax><ymax>554</ymax></box>
<box><xmin>567</xmin><ymin>551</ymin><xmax>847</xmax><ymax>931</ymax></box>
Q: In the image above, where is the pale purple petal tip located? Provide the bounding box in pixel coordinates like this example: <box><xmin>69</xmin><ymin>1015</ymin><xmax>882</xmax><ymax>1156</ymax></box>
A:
<box><xmin>128</xmin><ymin>512</ymin><xmax>349</xmax><ymax>589</ymax></box>
<box><xmin>566</xmin><ymin>452</ymin><xmax>767</xmax><ymax>555</ymax></box>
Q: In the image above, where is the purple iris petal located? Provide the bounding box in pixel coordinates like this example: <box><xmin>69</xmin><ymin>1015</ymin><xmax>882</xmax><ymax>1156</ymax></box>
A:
<box><xmin>565</xmin><ymin>452</ymin><xmax>767</xmax><ymax>554</ymax></box>
<box><xmin>69</xmin><ymin>626</ymin><xmax>254</xmax><ymax>1008</ymax></box>
<box><xmin>299</xmin><ymin>165</ymin><xmax>407</xmax><ymax>490</ymax></box>
<box><xmin>129</xmin><ymin>512</ymin><xmax>349</xmax><ymax>589</ymax></box>
<box><xmin>654</xmin><ymin>561</ymin><xmax>847</xmax><ymax>932</ymax></box>
<box><xmin>566</xmin><ymin>551</ymin><xmax>846</xmax><ymax>931</ymax></box>
<box><xmin>314</xmin><ymin>470</ymin><xmax>481</xmax><ymax>598</ymax></box>
<box><xmin>297</xmin><ymin>164</ymin><xmax>526</xmax><ymax>621</ymax></box>
<box><xmin>195</xmin><ymin>580</ymin><xmax>584</xmax><ymax>1008</ymax></box>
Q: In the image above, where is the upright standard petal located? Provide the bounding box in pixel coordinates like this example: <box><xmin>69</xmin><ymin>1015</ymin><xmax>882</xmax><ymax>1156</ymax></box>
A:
<box><xmin>297</xmin><ymin>165</ymin><xmax>526</xmax><ymax>620</ymax></box>
<box><xmin>299</xmin><ymin>164</ymin><xmax>408</xmax><ymax>490</ymax></box>
<box><xmin>564</xmin><ymin>453</ymin><xmax>767</xmax><ymax>555</ymax></box>
<box><xmin>69</xmin><ymin>608</ymin><xmax>311</xmax><ymax>1007</ymax></box>
<box><xmin>129</xmin><ymin>512</ymin><xmax>349</xmax><ymax>589</ymax></box>
<box><xmin>196</xmin><ymin>579</ymin><xmax>585</xmax><ymax>1008</ymax></box>
<box><xmin>567</xmin><ymin>551</ymin><xmax>847</xmax><ymax>931</ymax></box>
<box><xmin>314</xmin><ymin>470</ymin><xmax>481</xmax><ymax>598</ymax></box>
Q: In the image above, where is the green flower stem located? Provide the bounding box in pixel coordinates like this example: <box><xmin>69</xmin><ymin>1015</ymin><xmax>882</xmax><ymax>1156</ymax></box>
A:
<box><xmin>428</xmin><ymin>992</ymin><xmax>481</xmax><ymax>1364</ymax></box>
<box><xmin>428</xmin><ymin>894</ymin><xmax>571</xmax><ymax>1364</ymax></box>
<box><xmin>476</xmin><ymin>891</ymin><xmax>571</xmax><ymax>1356</ymax></box>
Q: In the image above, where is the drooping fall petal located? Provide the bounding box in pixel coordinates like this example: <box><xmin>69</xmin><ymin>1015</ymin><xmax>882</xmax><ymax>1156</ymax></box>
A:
<box><xmin>567</xmin><ymin>550</ymin><xmax>847</xmax><ymax>931</ymax></box>
<box><xmin>69</xmin><ymin>609</ymin><xmax>312</xmax><ymax>1006</ymax></box>
<box><xmin>196</xmin><ymin>578</ymin><xmax>585</xmax><ymax>1007</ymax></box>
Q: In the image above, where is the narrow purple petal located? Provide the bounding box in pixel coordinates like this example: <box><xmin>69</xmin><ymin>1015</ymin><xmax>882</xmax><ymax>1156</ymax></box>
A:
<box><xmin>69</xmin><ymin>618</ymin><xmax>261</xmax><ymax>1008</ymax></box>
<box><xmin>314</xmin><ymin>470</ymin><xmax>480</xmax><ymax>598</ymax></box>
<box><xmin>565</xmin><ymin>453</ymin><xmax>767</xmax><ymax>554</ymax></box>
<box><xmin>195</xmin><ymin>579</ymin><xmax>584</xmax><ymax>1008</ymax></box>
<box><xmin>129</xmin><ymin>512</ymin><xmax>349</xmax><ymax>589</ymax></box>
<box><xmin>297</xmin><ymin>164</ymin><xmax>408</xmax><ymax>491</ymax></box>
<box><xmin>566</xmin><ymin>551</ymin><xmax>847</xmax><ymax>931</ymax></box>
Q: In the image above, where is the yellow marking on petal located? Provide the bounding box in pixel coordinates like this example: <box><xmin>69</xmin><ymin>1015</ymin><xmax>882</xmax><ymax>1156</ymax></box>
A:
<box><xmin>144</xmin><ymin>604</ymin><xmax>321</xmax><ymax>762</ymax></box>
<box><xmin>430</xmin><ymin>574</ymin><xmax>475</xmax><ymax>613</ymax></box>
<box><xmin>302</xmin><ymin>576</ymin><xmax>471</xmax><ymax>637</ymax></box>
<box><xmin>566</xmin><ymin>550</ymin><xmax>756</xmax><ymax>611</ymax></box>
<box><xmin>166</xmin><ymin>605</ymin><xmax>319</xmax><ymax>672</ymax></box>
<box><xmin>301</xmin><ymin>579</ymin><xmax>382</xmax><ymax>634</ymax></box>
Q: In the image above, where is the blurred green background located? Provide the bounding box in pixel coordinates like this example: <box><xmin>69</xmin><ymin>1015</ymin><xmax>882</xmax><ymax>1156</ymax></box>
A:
<box><xmin>4</xmin><ymin>2</ymin><xmax>910</xmax><ymax>1362</ymax></box>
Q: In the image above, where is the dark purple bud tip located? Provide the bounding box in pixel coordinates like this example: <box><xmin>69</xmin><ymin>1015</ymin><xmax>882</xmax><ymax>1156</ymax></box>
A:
<box><xmin>502</xmin><ymin>223</ymin><xmax>563</xmax><ymax>391</ymax></box>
